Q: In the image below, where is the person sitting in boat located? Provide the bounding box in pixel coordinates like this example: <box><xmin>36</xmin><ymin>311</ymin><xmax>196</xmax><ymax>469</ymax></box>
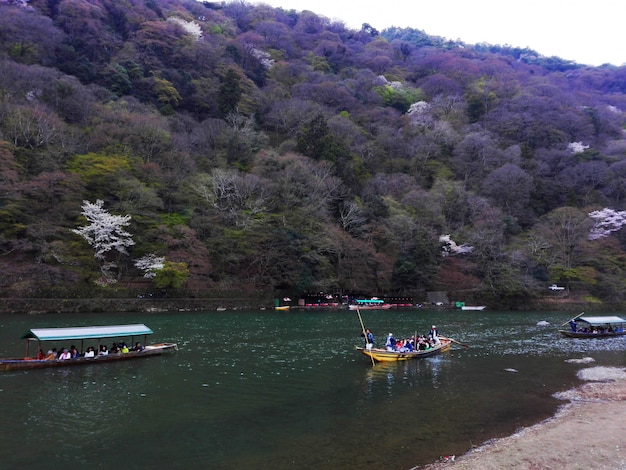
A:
<box><xmin>36</xmin><ymin>349</ymin><xmax>46</xmax><ymax>360</ymax></box>
<box><xmin>569</xmin><ymin>320</ymin><xmax>577</xmax><ymax>332</ymax></box>
<box><xmin>385</xmin><ymin>333</ymin><xmax>397</xmax><ymax>351</ymax></box>
<box><xmin>428</xmin><ymin>325</ymin><xmax>440</xmax><ymax>344</ymax></box>
<box><xmin>45</xmin><ymin>348</ymin><xmax>57</xmax><ymax>360</ymax></box>
<box><xmin>84</xmin><ymin>347</ymin><xmax>96</xmax><ymax>358</ymax></box>
<box><xmin>419</xmin><ymin>335</ymin><xmax>434</xmax><ymax>350</ymax></box>
<box><xmin>399</xmin><ymin>339</ymin><xmax>413</xmax><ymax>352</ymax></box>
<box><xmin>70</xmin><ymin>345</ymin><xmax>80</xmax><ymax>358</ymax></box>
<box><xmin>130</xmin><ymin>342</ymin><xmax>144</xmax><ymax>352</ymax></box>
<box><xmin>109</xmin><ymin>343</ymin><xmax>120</xmax><ymax>354</ymax></box>
<box><xmin>98</xmin><ymin>344</ymin><xmax>108</xmax><ymax>356</ymax></box>
<box><xmin>59</xmin><ymin>349</ymin><xmax>71</xmax><ymax>360</ymax></box>
<box><xmin>120</xmin><ymin>342</ymin><xmax>130</xmax><ymax>353</ymax></box>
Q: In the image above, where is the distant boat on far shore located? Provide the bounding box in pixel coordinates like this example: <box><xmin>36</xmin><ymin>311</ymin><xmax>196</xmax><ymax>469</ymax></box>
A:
<box><xmin>461</xmin><ymin>305</ymin><xmax>486</xmax><ymax>311</ymax></box>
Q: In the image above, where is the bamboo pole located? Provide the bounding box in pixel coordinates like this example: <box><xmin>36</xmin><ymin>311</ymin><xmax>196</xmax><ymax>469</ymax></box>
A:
<box><xmin>561</xmin><ymin>312</ymin><xmax>584</xmax><ymax>327</ymax></box>
<box><xmin>356</xmin><ymin>308</ymin><xmax>375</xmax><ymax>367</ymax></box>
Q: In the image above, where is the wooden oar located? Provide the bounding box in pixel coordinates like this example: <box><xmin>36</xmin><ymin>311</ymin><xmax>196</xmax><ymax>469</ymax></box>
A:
<box><xmin>440</xmin><ymin>336</ymin><xmax>470</xmax><ymax>348</ymax></box>
<box><xmin>561</xmin><ymin>311</ymin><xmax>584</xmax><ymax>327</ymax></box>
<box><xmin>356</xmin><ymin>308</ymin><xmax>375</xmax><ymax>367</ymax></box>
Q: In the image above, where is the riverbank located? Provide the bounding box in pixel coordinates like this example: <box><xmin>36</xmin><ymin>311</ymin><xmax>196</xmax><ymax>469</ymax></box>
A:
<box><xmin>0</xmin><ymin>296</ymin><xmax>274</xmax><ymax>314</ymax></box>
<box><xmin>420</xmin><ymin>365</ymin><xmax>626</xmax><ymax>470</ymax></box>
<box><xmin>2</xmin><ymin>297</ymin><xmax>625</xmax><ymax>314</ymax></box>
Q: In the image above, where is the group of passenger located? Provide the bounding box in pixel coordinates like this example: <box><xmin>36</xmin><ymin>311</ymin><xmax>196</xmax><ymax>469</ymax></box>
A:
<box><xmin>361</xmin><ymin>325</ymin><xmax>442</xmax><ymax>352</ymax></box>
<box><xmin>38</xmin><ymin>342</ymin><xmax>144</xmax><ymax>360</ymax></box>
<box><xmin>577</xmin><ymin>326</ymin><xmax>623</xmax><ymax>334</ymax></box>
<box><xmin>569</xmin><ymin>320</ymin><xmax>624</xmax><ymax>334</ymax></box>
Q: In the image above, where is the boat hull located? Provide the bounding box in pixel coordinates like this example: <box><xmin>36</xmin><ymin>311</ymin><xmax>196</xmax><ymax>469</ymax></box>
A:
<box><xmin>348</xmin><ymin>304</ymin><xmax>392</xmax><ymax>310</ymax></box>
<box><xmin>558</xmin><ymin>330</ymin><xmax>626</xmax><ymax>339</ymax></box>
<box><xmin>356</xmin><ymin>339</ymin><xmax>451</xmax><ymax>362</ymax></box>
<box><xmin>0</xmin><ymin>343</ymin><xmax>178</xmax><ymax>371</ymax></box>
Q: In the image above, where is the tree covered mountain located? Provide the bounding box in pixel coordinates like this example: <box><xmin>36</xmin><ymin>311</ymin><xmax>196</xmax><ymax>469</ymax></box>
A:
<box><xmin>2</xmin><ymin>0</ymin><xmax>626</xmax><ymax>307</ymax></box>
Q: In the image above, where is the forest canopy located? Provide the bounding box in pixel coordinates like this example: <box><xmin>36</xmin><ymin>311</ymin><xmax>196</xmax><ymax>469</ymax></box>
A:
<box><xmin>2</xmin><ymin>0</ymin><xmax>626</xmax><ymax>307</ymax></box>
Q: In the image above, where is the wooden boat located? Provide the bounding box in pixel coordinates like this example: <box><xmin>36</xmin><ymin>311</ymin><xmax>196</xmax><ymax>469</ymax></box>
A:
<box><xmin>461</xmin><ymin>305</ymin><xmax>486</xmax><ymax>311</ymax></box>
<box><xmin>558</xmin><ymin>315</ymin><xmax>626</xmax><ymax>338</ymax></box>
<box><xmin>356</xmin><ymin>338</ymin><xmax>452</xmax><ymax>362</ymax></box>
<box><xmin>274</xmin><ymin>305</ymin><xmax>290</xmax><ymax>311</ymax></box>
<box><xmin>0</xmin><ymin>324</ymin><xmax>178</xmax><ymax>371</ymax></box>
<box><xmin>348</xmin><ymin>298</ymin><xmax>392</xmax><ymax>310</ymax></box>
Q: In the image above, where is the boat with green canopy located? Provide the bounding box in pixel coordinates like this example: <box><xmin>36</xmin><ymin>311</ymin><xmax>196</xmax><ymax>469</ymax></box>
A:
<box><xmin>348</xmin><ymin>298</ymin><xmax>392</xmax><ymax>310</ymax></box>
<box><xmin>558</xmin><ymin>315</ymin><xmax>626</xmax><ymax>338</ymax></box>
<box><xmin>0</xmin><ymin>324</ymin><xmax>177</xmax><ymax>371</ymax></box>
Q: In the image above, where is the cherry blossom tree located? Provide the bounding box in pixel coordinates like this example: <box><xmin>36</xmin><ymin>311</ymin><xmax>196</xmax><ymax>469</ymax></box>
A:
<box><xmin>134</xmin><ymin>254</ymin><xmax>188</xmax><ymax>290</ymax></box>
<box><xmin>135</xmin><ymin>254</ymin><xmax>165</xmax><ymax>278</ymax></box>
<box><xmin>589</xmin><ymin>208</ymin><xmax>626</xmax><ymax>240</ymax></box>
<box><xmin>72</xmin><ymin>200</ymin><xmax>134</xmax><ymax>258</ymax></box>
<box><xmin>72</xmin><ymin>200</ymin><xmax>135</xmax><ymax>284</ymax></box>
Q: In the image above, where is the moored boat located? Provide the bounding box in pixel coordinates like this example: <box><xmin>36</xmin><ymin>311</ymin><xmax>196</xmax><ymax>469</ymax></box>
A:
<box><xmin>348</xmin><ymin>298</ymin><xmax>392</xmax><ymax>310</ymax></box>
<box><xmin>356</xmin><ymin>338</ymin><xmax>452</xmax><ymax>362</ymax></box>
<box><xmin>558</xmin><ymin>315</ymin><xmax>626</xmax><ymax>338</ymax></box>
<box><xmin>0</xmin><ymin>324</ymin><xmax>177</xmax><ymax>371</ymax></box>
<box><xmin>461</xmin><ymin>305</ymin><xmax>486</xmax><ymax>311</ymax></box>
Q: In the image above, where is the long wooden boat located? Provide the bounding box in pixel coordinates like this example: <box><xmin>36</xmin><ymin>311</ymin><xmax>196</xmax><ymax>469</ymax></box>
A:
<box><xmin>558</xmin><ymin>315</ymin><xmax>626</xmax><ymax>338</ymax></box>
<box><xmin>348</xmin><ymin>298</ymin><xmax>392</xmax><ymax>310</ymax></box>
<box><xmin>0</xmin><ymin>324</ymin><xmax>177</xmax><ymax>371</ymax></box>
<box><xmin>356</xmin><ymin>338</ymin><xmax>452</xmax><ymax>362</ymax></box>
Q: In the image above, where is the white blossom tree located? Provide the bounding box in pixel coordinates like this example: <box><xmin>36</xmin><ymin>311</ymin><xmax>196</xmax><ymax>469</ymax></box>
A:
<box><xmin>567</xmin><ymin>141</ymin><xmax>590</xmax><ymax>154</ymax></box>
<box><xmin>135</xmin><ymin>254</ymin><xmax>165</xmax><ymax>279</ymax></box>
<box><xmin>72</xmin><ymin>200</ymin><xmax>135</xmax><ymax>284</ymax></box>
<box><xmin>589</xmin><ymin>208</ymin><xmax>626</xmax><ymax>240</ymax></box>
<box><xmin>167</xmin><ymin>17</ymin><xmax>202</xmax><ymax>40</ymax></box>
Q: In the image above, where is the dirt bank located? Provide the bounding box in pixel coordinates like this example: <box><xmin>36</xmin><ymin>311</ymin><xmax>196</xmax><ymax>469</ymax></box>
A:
<box><xmin>420</xmin><ymin>365</ymin><xmax>626</xmax><ymax>469</ymax></box>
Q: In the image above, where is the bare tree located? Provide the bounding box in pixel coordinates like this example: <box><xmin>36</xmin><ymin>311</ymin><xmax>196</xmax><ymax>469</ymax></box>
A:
<box><xmin>195</xmin><ymin>168</ymin><xmax>271</xmax><ymax>229</ymax></box>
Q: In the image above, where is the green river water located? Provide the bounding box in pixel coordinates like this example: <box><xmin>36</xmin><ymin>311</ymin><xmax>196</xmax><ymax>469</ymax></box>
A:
<box><xmin>0</xmin><ymin>309</ymin><xmax>624</xmax><ymax>469</ymax></box>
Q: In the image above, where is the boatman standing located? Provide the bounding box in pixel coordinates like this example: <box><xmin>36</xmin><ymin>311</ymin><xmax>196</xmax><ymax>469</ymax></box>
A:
<box><xmin>429</xmin><ymin>325</ymin><xmax>440</xmax><ymax>344</ymax></box>
<box><xmin>361</xmin><ymin>328</ymin><xmax>375</xmax><ymax>349</ymax></box>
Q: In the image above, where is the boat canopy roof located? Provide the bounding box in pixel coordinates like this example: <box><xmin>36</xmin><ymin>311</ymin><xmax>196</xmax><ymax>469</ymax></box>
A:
<box><xmin>575</xmin><ymin>316</ymin><xmax>626</xmax><ymax>326</ymax></box>
<box><xmin>21</xmin><ymin>324</ymin><xmax>153</xmax><ymax>341</ymax></box>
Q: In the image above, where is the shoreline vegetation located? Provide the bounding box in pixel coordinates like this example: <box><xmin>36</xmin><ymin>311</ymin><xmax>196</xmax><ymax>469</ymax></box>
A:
<box><xmin>421</xmin><ymin>365</ymin><xmax>626</xmax><ymax>470</ymax></box>
<box><xmin>0</xmin><ymin>297</ymin><xmax>624</xmax><ymax>315</ymax></box>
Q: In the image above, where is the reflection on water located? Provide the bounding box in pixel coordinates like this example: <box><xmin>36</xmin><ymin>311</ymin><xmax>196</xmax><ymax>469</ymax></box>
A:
<box><xmin>1</xmin><ymin>310</ymin><xmax>625</xmax><ymax>468</ymax></box>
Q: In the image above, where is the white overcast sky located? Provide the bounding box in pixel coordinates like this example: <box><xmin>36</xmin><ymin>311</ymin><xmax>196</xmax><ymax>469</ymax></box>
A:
<box><xmin>255</xmin><ymin>0</ymin><xmax>624</xmax><ymax>66</ymax></box>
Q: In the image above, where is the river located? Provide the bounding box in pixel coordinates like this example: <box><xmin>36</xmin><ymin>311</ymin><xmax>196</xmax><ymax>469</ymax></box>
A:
<box><xmin>1</xmin><ymin>309</ymin><xmax>624</xmax><ymax>469</ymax></box>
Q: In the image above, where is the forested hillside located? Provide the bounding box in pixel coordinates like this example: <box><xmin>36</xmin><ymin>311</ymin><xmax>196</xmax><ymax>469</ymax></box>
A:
<box><xmin>2</xmin><ymin>0</ymin><xmax>626</xmax><ymax>307</ymax></box>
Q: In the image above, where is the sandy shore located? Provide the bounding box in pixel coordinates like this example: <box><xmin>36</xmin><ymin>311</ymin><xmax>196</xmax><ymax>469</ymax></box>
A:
<box><xmin>420</xmin><ymin>363</ymin><xmax>626</xmax><ymax>470</ymax></box>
